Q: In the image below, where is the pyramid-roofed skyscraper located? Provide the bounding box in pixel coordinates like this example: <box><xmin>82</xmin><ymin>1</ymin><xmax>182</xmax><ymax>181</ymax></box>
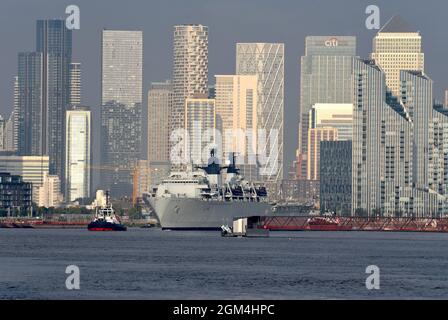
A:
<box><xmin>371</xmin><ymin>15</ymin><xmax>424</xmax><ymax>96</ymax></box>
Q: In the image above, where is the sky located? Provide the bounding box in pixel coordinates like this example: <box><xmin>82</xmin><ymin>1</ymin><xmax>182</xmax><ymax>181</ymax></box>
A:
<box><xmin>0</xmin><ymin>0</ymin><xmax>447</xmax><ymax>175</ymax></box>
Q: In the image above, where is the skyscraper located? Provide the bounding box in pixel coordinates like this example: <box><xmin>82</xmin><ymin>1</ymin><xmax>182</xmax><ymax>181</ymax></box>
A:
<box><xmin>36</xmin><ymin>19</ymin><xmax>72</xmax><ymax>184</ymax></box>
<box><xmin>17</xmin><ymin>52</ymin><xmax>44</xmax><ymax>156</ymax></box>
<box><xmin>171</xmin><ymin>24</ymin><xmax>208</xmax><ymax>164</ymax></box>
<box><xmin>65</xmin><ymin>106</ymin><xmax>91</xmax><ymax>202</ymax></box>
<box><xmin>371</xmin><ymin>15</ymin><xmax>424</xmax><ymax>97</ymax></box>
<box><xmin>236</xmin><ymin>43</ymin><xmax>284</xmax><ymax>185</ymax></box>
<box><xmin>5</xmin><ymin>76</ymin><xmax>20</xmax><ymax>153</ymax></box>
<box><xmin>101</xmin><ymin>30</ymin><xmax>143</xmax><ymax>197</ymax></box>
<box><xmin>147</xmin><ymin>80</ymin><xmax>172</xmax><ymax>163</ymax></box>
<box><xmin>298</xmin><ymin>36</ymin><xmax>356</xmax><ymax>180</ymax></box>
<box><xmin>69</xmin><ymin>62</ymin><xmax>81</xmax><ymax>106</ymax></box>
<box><xmin>101</xmin><ymin>30</ymin><xmax>142</xmax><ymax>107</ymax></box>
<box><xmin>215</xmin><ymin>74</ymin><xmax>258</xmax><ymax>179</ymax></box>
<box><xmin>185</xmin><ymin>98</ymin><xmax>215</xmax><ymax>165</ymax></box>
<box><xmin>400</xmin><ymin>70</ymin><xmax>432</xmax><ymax>189</ymax></box>
<box><xmin>101</xmin><ymin>102</ymin><xmax>142</xmax><ymax>197</ymax></box>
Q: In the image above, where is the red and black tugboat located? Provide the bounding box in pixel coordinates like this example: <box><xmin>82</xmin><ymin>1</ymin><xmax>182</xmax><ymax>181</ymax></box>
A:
<box><xmin>88</xmin><ymin>191</ymin><xmax>127</xmax><ymax>231</ymax></box>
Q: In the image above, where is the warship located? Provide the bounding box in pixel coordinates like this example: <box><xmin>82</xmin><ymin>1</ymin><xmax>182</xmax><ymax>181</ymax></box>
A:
<box><xmin>148</xmin><ymin>151</ymin><xmax>277</xmax><ymax>230</ymax></box>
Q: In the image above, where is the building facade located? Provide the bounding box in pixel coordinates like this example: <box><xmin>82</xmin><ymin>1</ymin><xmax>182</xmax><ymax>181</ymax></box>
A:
<box><xmin>101</xmin><ymin>102</ymin><xmax>142</xmax><ymax>197</ymax></box>
<box><xmin>236</xmin><ymin>43</ymin><xmax>284</xmax><ymax>185</ymax></box>
<box><xmin>36</xmin><ymin>172</ymin><xmax>63</xmax><ymax>208</ymax></box>
<box><xmin>101</xmin><ymin>30</ymin><xmax>143</xmax><ymax>197</ymax></box>
<box><xmin>171</xmin><ymin>24</ymin><xmax>209</xmax><ymax>163</ymax></box>
<box><xmin>69</xmin><ymin>62</ymin><xmax>81</xmax><ymax>106</ymax></box>
<box><xmin>36</xmin><ymin>19</ymin><xmax>72</xmax><ymax>185</ymax></box>
<box><xmin>0</xmin><ymin>115</ymin><xmax>4</xmax><ymax>151</ymax></box>
<box><xmin>352</xmin><ymin>59</ymin><xmax>444</xmax><ymax>217</ymax></box>
<box><xmin>320</xmin><ymin>140</ymin><xmax>352</xmax><ymax>215</ymax></box>
<box><xmin>132</xmin><ymin>159</ymin><xmax>149</xmax><ymax>203</ymax></box>
<box><xmin>215</xmin><ymin>75</ymin><xmax>258</xmax><ymax>179</ymax></box>
<box><xmin>307</xmin><ymin>127</ymin><xmax>338</xmax><ymax>181</ymax></box>
<box><xmin>3</xmin><ymin>76</ymin><xmax>20</xmax><ymax>153</ymax></box>
<box><xmin>0</xmin><ymin>172</ymin><xmax>32</xmax><ymax>216</ymax></box>
<box><xmin>309</xmin><ymin>103</ymin><xmax>353</xmax><ymax>141</ymax></box>
<box><xmin>185</xmin><ymin>98</ymin><xmax>216</xmax><ymax>165</ymax></box>
<box><xmin>0</xmin><ymin>154</ymin><xmax>49</xmax><ymax>201</ymax></box>
<box><xmin>101</xmin><ymin>30</ymin><xmax>143</xmax><ymax>107</ymax></box>
<box><xmin>371</xmin><ymin>15</ymin><xmax>424</xmax><ymax>97</ymax></box>
<box><xmin>17</xmin><ymin>52</ymin><xmax>44</xmax><ymax>156</ymax></box>
<box><xmin>147</xmin><ymin>80</ymin><xmax>172</xmax><ymax>163</ymax></box>
<box><xmin>65</xmin><ymin>106</ymin><xmax>91</xmax><ymax>202</ymax></box>
<box><xmin>298</xmin><ymin>36</ymin><xmax>356</xmax><ymax>180</ymax></box>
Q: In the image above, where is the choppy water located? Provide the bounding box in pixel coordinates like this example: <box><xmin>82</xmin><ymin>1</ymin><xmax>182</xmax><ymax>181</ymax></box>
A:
<box><xmin>0</xmin><ymin>228</ymin><xmax>447</xmax><ymax>299</ymax></box>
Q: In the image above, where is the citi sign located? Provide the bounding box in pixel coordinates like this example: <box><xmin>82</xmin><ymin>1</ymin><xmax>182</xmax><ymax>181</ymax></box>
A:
<box><xmin>324</xmin><ymin>38</ymin><xmax>339</xmax><ymax>47</ymax></box>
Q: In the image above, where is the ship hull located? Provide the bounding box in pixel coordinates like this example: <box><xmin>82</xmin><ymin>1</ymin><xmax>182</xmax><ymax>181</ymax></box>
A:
<box><xmin>149</xmin><ymin>197</ymin><xmax>273</xmax><ymax>230</ymax></box>
<box><xmin>87</xmin><ymin>221</ymin><xmax>127</xmax><ymax>231</ymax></box>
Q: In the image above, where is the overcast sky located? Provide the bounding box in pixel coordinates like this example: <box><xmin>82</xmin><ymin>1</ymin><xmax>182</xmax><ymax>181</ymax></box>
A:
<box><xmin>0</xmin><ymin>0</ymin><xmax>447</xmax><ymax>170</ymax></box>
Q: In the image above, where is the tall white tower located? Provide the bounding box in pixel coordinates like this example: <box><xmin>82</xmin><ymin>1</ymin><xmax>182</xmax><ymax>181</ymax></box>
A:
<box><xmin>171</xmin><ymin>24</ymin><xmax>208</xmax><ymax>165</ymax></box>
<box><xmin>65</xmin><ymin>106</ymin><xmax>91</xmax><ymax>202</ymax></box>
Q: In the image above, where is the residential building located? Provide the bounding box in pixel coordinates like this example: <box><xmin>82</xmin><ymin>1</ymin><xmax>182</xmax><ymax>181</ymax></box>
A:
<box><xmin>171</xmin><ymin>24</ymin><xmax>209</xmax><ymax>164</ymax></box>
<box><xmin>0</xmin><ymin>172</ymin><xmax>32</xmax><ymax>216</ymax></box>
<box><xmin>0</xmin><ymin>154</ymin><xmax>49</xmax><ymax>200</ymax></box>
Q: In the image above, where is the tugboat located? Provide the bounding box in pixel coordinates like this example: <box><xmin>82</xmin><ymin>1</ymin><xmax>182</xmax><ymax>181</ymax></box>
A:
<box><xmin>88</xmin><ymin>191</ymin><xmax>127</xmax><ymax>231</ymax></box>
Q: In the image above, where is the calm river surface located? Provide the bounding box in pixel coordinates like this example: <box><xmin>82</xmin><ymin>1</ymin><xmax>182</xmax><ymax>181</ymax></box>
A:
<box><xmin>1</xmin><ymin>228</ymin><xmax>447</xmax><ymax>299</ymax></box>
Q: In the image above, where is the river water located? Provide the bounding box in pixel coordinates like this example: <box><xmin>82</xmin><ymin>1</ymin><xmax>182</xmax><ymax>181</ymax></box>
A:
<box><xmin>1</xmin><ymin>228</ymin><xmax>447</xmax><ymax>299</ymax></box>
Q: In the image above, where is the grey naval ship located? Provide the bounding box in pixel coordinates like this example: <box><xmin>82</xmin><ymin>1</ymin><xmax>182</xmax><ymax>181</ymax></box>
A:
<box><xmin>149</xmin><ymin>151</ymin><xmax>278</xmax><ymax>230</ymax></box>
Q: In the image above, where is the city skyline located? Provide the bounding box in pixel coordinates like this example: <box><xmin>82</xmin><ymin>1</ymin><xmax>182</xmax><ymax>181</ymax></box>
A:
<box><xmin>1</xmin><ymin>0</ymin><xmax>447</xmax><ymax>173</ymax></box>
